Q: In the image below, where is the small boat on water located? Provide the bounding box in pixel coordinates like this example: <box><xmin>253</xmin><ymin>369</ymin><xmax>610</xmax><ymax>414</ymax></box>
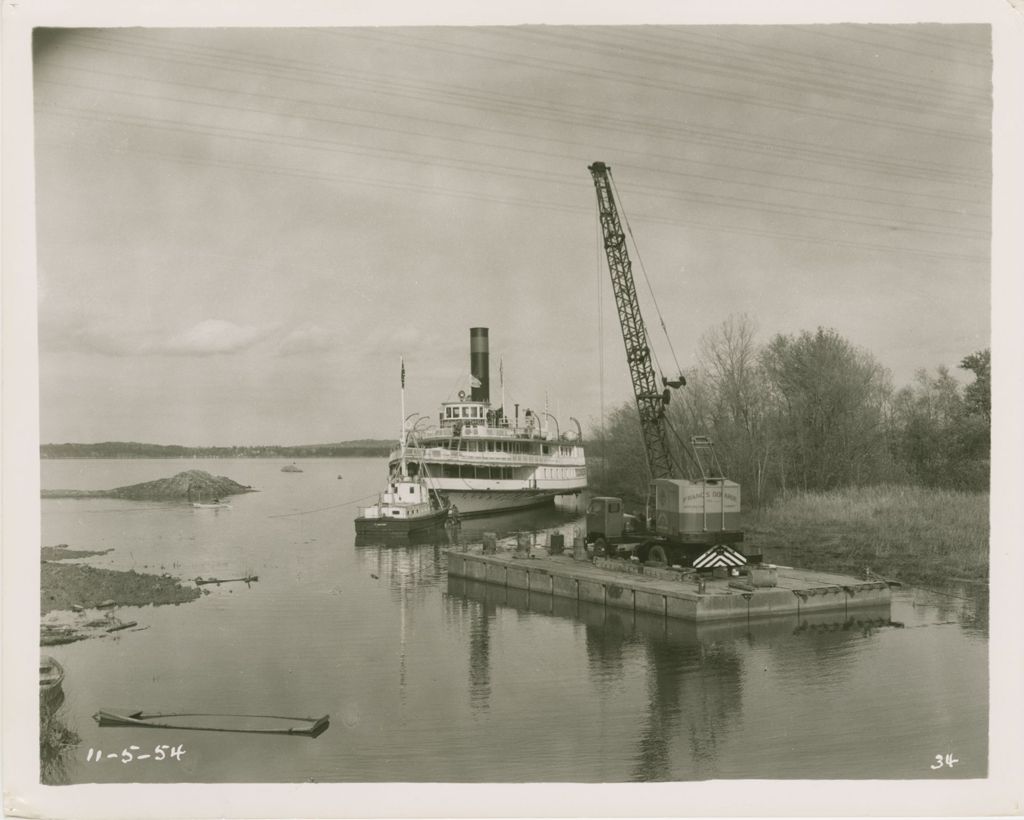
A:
<box><xmin>354</xmin><ymin>475</ymin><xmax>451</xmax><ymax>536</ymax></box>
<box><xmin>40</xmin><ymin>656</ymin><xmax>65</xmax><ymax>710</ymax></box>
<box><xmin>188</xmin><ymin>483</ymin><xmax>232</xmax><ymax>509</ymax></box>
<box><xmin>93</xmin><ymin>709</ymin><xmax>330</xmax><ymax>737</ymax></box>
<box><xmin>281</xmin><ymin>463</ymin><xmax>303</xmax><ymax>473</ymax></box>
<box><xmin>355</xmin><ymin>357</ymin><xmax>453</xmax><ymax>536</ymax></box>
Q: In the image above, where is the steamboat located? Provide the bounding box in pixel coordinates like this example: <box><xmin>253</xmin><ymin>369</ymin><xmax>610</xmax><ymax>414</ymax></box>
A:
<box><xmin>394</xmin><ymin>328</ymin><xmax>587</xmax><ymax>517</ymax></box>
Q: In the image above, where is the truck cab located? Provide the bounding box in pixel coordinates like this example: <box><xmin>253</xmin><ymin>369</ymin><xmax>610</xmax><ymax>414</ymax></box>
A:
<box><xmin>586</xmin><ymin>496</ymin><xmax>624</xmax><ymax>542</ymax></box>
<box><xmin>585</xmin><ymin>496</ymin><xmax>643</xmax><ymax>550</ymax></box>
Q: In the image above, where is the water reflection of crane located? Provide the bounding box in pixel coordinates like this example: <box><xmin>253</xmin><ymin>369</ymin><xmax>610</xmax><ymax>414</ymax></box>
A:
<box><xmin>448</xmin><ymin>573</ymin><xmax>899</xmax><ymax>779</ymax></box>
<box><xmin>451</xmin><ymin>575</ymin><xmax>744</xmax><ymax>779</ymax></box>
<box><xmin>630</xmin><ymin>630</ymin><xmax>743</xmax><ymax>781</ymax></box>
<box><xmin>582</xmin><ymin>610</ymin><xmax>743</xmax><ymax>781</ymax></box>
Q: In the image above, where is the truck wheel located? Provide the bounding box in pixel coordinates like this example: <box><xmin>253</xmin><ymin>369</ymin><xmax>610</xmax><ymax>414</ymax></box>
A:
<box><xmin>647</xmin><ymin>544</ymin><xmax>668</xmax><ymax>565</ymax></box>
<box><xmin>594</xmin><ymin>537</ymin><xmax>609</xmax><ymax>556</ymax></box>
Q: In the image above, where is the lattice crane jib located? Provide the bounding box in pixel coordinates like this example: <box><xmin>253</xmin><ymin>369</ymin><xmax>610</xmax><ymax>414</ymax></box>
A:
<box><xmin>589</xmin><ymin>161</ymin><xmax>676</xmax><ymax>480</ymax></box>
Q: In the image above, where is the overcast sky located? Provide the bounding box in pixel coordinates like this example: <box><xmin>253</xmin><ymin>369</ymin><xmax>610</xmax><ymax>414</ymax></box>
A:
<box><xmin>32</xmin><ymin>24</ymin><xmax>992</xmax><ymax>446</ymax></box>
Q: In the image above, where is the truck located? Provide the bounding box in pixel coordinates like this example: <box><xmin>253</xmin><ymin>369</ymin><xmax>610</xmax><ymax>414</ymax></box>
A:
<box><xmin>586</xmin><ymin>162</ymin><xmax>761</xmax><ymax>570</ymax></box>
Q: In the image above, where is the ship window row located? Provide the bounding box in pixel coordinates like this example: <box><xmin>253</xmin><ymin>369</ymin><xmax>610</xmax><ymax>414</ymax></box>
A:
<box><xmin>456</xmin><ymin>440</ymin><xmax>536</xmax><ymax>454</ymax></box>
<box><xmin>538</xmin><ymin>467</ymin><xmax>584</xmax><ymax>479</ymax></box>
<box><xmin>458</xmin><ymin>440</ymin><xmax>579</xmax><ymax>455</ymax></box>
<box><xmin>445</xmin><ymin>405</ymin><xmax>484</xmax><ymax>419</ymax></box>
<box><xmin>435</xmin><ymin>465</ymin><xmax>517</xmax><ymax>480</ymax></box>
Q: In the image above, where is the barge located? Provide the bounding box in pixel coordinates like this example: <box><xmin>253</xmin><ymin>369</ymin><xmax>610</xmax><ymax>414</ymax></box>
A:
<box><xmin>446</xmin><ymin>547</ymin><xmax>893</xmax><ymax>623</ymax></box>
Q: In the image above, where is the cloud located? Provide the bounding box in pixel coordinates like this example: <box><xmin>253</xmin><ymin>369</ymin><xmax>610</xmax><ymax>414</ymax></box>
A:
<box><xmin>159</xmin><ymin>320</ymin><xmax>272</xmax><ymax>356</ymax></box>
<box><xmin>277</xmin><ymin>325</ymin><xmax>337</xmax><ymax>356</ymax></box>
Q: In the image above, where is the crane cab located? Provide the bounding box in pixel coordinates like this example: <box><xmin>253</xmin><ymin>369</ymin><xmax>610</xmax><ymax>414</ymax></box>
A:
<box><xmin>652</xmin><ymin>478</ymin><xmax>741</xmax><ymax>536</ymax></box>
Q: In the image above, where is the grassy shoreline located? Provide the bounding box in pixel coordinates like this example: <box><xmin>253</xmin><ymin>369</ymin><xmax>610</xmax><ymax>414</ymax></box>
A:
<box><xmin>743</xmin><ymin>485</ymin><xmax>989</xmax><ymax>588</ymax></box>
<box><xmin>41</xmin><ymin>562</ymin><xmax>201</xmax><ymax>615</ymax></box>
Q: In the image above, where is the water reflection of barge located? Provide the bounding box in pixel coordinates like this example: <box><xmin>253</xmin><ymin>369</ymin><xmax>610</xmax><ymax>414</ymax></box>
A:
<box><xmin>396</xmin><ymin>328</ymin><xmax>587</xmax><ymax>518</ymax></box>
<box><xmin>445</xmin><ymin>575</ymin><xmax>897</xmax><ymax>781</ymax></box>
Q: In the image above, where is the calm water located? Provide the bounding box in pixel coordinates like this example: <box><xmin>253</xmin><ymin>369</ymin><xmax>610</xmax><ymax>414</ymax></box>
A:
<box><xmin>40</xmin><ymin>458</ymin><xmax>988</xmax><ymax>782</ymax></box>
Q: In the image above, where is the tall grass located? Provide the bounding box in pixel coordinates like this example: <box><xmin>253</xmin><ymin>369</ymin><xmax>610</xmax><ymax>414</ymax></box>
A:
<box><xmin>746</xmin><ymin>484</ymin><xmax>989</xmax><ymax>586</ymax></box>
<box><xmin>40</xmin><ymin>707</ymin><xmax>79</xmax><ymax>785</ymax></box>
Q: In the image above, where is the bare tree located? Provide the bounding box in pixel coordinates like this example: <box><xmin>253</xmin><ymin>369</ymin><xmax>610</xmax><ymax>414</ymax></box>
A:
<box><xmin>692</xmin><ymin>315</ymin><xmax>773</xmax><ymax>507</ymax></box>
<box><xmin>761</xmin><ymin>327</ymin><xmax>892</xmax><ymax>491</ymax></box>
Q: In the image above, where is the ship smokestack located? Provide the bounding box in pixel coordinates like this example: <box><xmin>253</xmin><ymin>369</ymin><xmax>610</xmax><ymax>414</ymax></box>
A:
<box><xmin>470</xmin><ymin>327</ymin><xmax>490</xmax><ymax>403</ymax></box>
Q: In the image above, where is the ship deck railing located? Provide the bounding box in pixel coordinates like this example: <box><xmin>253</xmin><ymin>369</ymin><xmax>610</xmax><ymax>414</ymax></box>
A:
<box><xmin>394</xmin><ymin>446</ymin><xmax>585</xmax><ymax>467</ymax></box>
<box><xmin>415</xmin><ymin>425</ymin><xmax>581</xmax><ymax>443</ymax></box>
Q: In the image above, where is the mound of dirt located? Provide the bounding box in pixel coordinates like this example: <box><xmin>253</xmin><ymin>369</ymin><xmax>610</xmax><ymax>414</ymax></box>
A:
<box><xmin>42</xmin><ymin>469</ymin><xmax>255</xmax><ymax>501</ymax></box>
<box><xmin>41</xmin><ymin>563</ymin><xmax>202</xmax><ymax>615</ymax></box>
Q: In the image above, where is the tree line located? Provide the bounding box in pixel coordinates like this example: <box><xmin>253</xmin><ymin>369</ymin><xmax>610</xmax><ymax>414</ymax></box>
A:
<box><xmin>40</xmin><ymin>441</ymin><xmax>394</xmax><ymax>459</ymax></box>
<box><xmin>589</xmin><ymin>316</ymin><xmax>990</xmax><ymax>507</ymax></box>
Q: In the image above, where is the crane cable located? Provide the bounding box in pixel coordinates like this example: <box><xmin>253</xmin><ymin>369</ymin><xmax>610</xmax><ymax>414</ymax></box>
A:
<box><xmin>607</xmin><ymin>169</ymin><xmax>700</xmax><ymax>478</ymax></box>
<box><xmin>596</xmin><ymin>195</ymin><xmax>607</xmax><ymax>485</ymax></box>
<box><xmin>607</xmin><ymin>170</ymin><xmax>686</xmax><ymax>381</ymax></box>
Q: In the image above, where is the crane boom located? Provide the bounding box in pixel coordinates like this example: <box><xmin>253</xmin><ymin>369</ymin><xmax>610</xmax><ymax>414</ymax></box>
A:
<box><xmin>589</xmin><ymin>161</ymin><xmax>677</xmax><ymax>480</ymax></box>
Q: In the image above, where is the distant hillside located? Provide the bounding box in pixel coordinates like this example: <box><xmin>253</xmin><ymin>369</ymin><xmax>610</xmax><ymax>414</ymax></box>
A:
<box><xmin>40</xmin><ymin>440</ymin><xmax>394</xmax><ymax>459</ymax></box>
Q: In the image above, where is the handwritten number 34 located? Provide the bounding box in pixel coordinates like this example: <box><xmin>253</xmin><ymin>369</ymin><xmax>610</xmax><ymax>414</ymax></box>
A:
<box><xmin>932</xmin><ymin>753</ymin><xmax>959</xmax><ymax>769</ymax></box>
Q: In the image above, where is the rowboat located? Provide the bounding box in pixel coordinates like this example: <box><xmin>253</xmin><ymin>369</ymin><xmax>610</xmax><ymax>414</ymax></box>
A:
<box><xmin>40</xmin><ymin>656</ymin><xmax>65</xmax><ymax>710</ymax></box>
<box><xmin>93</xmin><ymin>709</ymin><xmax>330</xmax><ymax>737</ymax></box>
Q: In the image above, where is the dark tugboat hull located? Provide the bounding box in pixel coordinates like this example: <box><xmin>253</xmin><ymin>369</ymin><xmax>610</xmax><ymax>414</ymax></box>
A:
<box><xmin>353</xmin><ymin>508</ymin><xmax>450</xmax><ymax>536</ymax></box>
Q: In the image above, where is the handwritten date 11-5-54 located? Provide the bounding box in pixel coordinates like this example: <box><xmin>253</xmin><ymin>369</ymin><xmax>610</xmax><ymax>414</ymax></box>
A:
<box><xmin>86</xmin><ymin>744</ymin><xmax>186</xmax><ymax>763</ymax></box>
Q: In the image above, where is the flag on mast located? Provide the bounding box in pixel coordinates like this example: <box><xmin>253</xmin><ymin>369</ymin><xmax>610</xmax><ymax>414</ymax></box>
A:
<box><xmin>401</xmin><ymin>357</ymin><xmax>405</xmax><ymax>389</ymax></box>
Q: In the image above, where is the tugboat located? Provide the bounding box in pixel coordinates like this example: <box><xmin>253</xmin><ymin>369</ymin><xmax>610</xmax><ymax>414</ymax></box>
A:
<box><xmin>354</xmin><ymin>473</ymin><xmax>451</xmax><ymax>535</ymax></box>
<box><xmin>354</xmin><ymin>358</ymin><xmax>451</xmax><ymax>536</ymax></box>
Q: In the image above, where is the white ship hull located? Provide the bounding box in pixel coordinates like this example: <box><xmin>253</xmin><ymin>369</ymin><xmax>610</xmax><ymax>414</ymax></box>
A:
<box><xmin>437</xmin><ymin>488</ymin><xmax>573</xmax><ymax>516</ymax></box>
<box><xmin>391</xmin><ymin>452</ymin><xmax>587</xmax><ymax>517</ymax></box>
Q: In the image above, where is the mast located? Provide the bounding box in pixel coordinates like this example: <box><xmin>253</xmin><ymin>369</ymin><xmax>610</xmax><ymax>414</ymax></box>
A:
<box><xmin>399</xmin><ymin>356</ymin><xmax>407</xmax><ymax>477</ymax></box>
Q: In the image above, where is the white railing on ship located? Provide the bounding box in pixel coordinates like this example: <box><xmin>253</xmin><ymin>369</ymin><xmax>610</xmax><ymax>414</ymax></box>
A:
<box><xmin>394</xmin><ymin>446</ymin><xmax>583</xmax><ymax>466</ymax></box>
<box><xmin>414</xmin><ymin>425</ymin><xmax>575</xmax><ymax>442</ymax></box>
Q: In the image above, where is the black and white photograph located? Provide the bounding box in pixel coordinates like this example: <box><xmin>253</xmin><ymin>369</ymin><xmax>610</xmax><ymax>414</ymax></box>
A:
<box><xmin>3</xmin><ymin>1</ymin><xmax>1023</xmax><ymax>817</ymax></box>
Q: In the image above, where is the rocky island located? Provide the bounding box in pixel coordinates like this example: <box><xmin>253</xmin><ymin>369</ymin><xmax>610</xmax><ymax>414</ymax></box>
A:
<box><xmin>41</xmin><ymin>469</ymin><xmax>255</xmax><ymax>501</ymax></box>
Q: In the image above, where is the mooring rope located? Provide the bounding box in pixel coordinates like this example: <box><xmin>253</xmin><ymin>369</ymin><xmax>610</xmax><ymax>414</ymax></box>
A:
<box><xmin>267</xmin><ymin>493</ymin><xmax>378</xmax><ymax>519</ymax></box>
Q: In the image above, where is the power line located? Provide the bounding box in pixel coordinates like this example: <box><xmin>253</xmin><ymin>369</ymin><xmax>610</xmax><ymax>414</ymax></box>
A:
<box><xmin>38</xmin><ymin>102</ymin><xmax>987</xmax><ymax>242</ymax></box>
<box><xmin>807</xmin><ymin>26</ymin><xmax>991</xmax><ymax>70</ymax></box>
<box><xmin>41</xmin><ymin>61</ymin><xmax>988</xmax><ymax>211</ymax></box>
<box><xmin>61</xmin><ymin>33</ymin><xmax>990</xmax><ymax>186</ymax></box>
<box><xmin>845</xmin><ymin>22</ymin><xmax>991</xmax><ymax>67</ymax></box>
<box><xmin>630</xmin><ymin>26</ymin><xmax>990</xmax><ymax>106</ymax></box>
<box><xmin>327</xmin><ymin>27</ymin><xmax>988</xmax><ymax>147</ymax></box>
<box><xmin>36</xmin><ymin>130</ymin><xmax>989</xmax><ymax>265</ymax></box>
<box><xmin>513</xmin><ymin>26</ymin><xmax>988</xmax><ymax>120</ymax></box>
<box><xmin>36</xmin><ymin>75</ymin><xmax>990</xmax><ymax>233</ymax></box>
